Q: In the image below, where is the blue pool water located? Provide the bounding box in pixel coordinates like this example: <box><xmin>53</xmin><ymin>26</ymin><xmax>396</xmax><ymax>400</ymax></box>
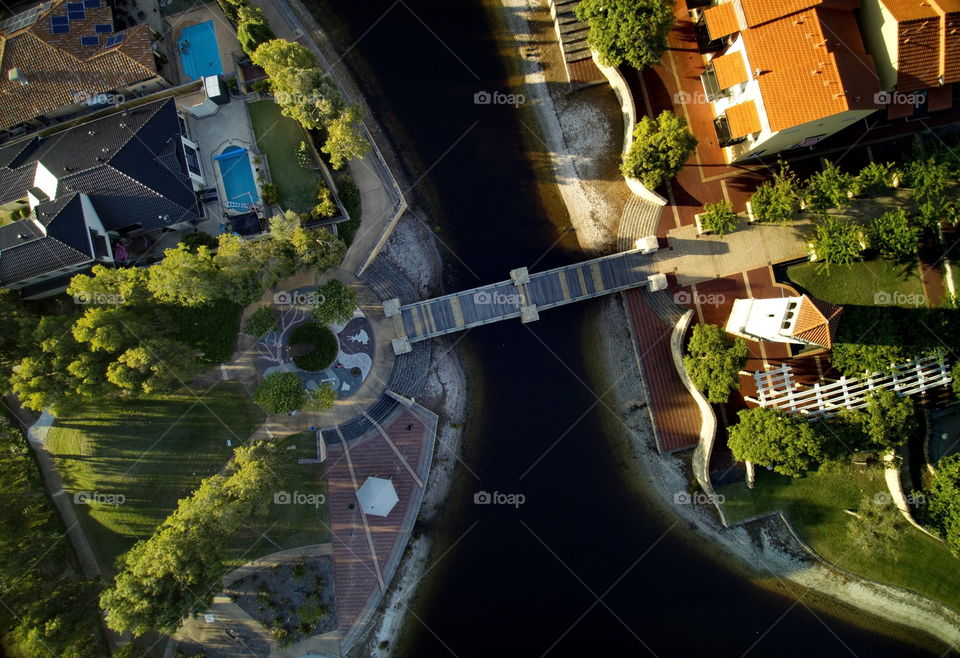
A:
<box><xmin>215</xmin><ymin>145</ymin><xmax>259</xmax><ymax>211</ymax></box>
<box><xmin>178</xmin><ymin>21</ymin><xmax>223</xmax><ymax>80</ymax></box>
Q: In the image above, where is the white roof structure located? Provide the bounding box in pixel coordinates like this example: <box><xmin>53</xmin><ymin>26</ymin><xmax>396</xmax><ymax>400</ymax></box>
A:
<box><xmin>356</xmin><ymin>477</ymin><xmax>399</xmax><ymax>517</ymax></box>
<box><xmin>726</xmin><ymin>294</ymin><xmax>841</xmax><ymax>349</ymax></box>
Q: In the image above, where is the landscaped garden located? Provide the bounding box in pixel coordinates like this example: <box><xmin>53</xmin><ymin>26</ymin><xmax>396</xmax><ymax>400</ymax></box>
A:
<box><xmin>786</xmin><ymin>260</ymin><xmax>925</xmax><ymax>307</ymax></box>
<box><xmin>44</xmin><ymin>382</ymin><xmax>265</xmax><ymax>569</ymax></box>
<box><xmin>719</xmin><ymin>462</ymin><xmax>960</xmax><ymax>612</ymax></box>
<box><xmin>289</xmin><ymin>322</ymin><xmax>338</xmax><ymax>371</ymax></box>
<box><xmin>248</xmin><ymin>100</ymin><xmax>327</xmax><ymax>213</ymax></box>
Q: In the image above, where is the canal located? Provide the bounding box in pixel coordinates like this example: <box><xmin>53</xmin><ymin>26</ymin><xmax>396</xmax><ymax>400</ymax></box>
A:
<box><xmin>311</xmin><ymin>1</ymin><xmax>933</xmax><ymax>654</ymax></box>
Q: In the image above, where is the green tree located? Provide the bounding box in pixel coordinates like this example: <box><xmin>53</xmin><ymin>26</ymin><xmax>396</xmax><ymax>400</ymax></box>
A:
<box><xmin>304</xmin><ymin>382</ymin><xmax>337</xmax><ymax>410</ymax></box>
<box><xmin>291</xmin><ymin>227</ymin><xmax>345</xmax><ymax>271</ymax></box>
<box><xmin>925</xmin><ymin>454</ymin><xmax>960</xmax><ymax>555</ymax></box>
<box><xmin>683</xmin><ymin>324</ymin><xmax>748</xmax><ymax>403</ymax></box>
<box><xmin>147</xmin><ymin>244</ymin><xmax>222</xmax><ymax>307</ymax></box>
<box><xmin>101</xmin><ymin>441</ymin><xmax>286</xmax><ymax>635</ymax></box>
<box><xmin>180</xmin><ymin>231</ymin><xmax>219</xmax><ymax>254</ymax></box>
<box><xmin>67</xmin><ymin>265</ymin><xmax>149</xmax><ymax>306</ymax></box>
<box><xmin>750</xmin><ymin>163</ymin><xmax>801</xmax><ymax>223</ymax></box>
<box><xmin>244</xmin><ymin>306</ymin><xmax>278</xmax><ymax>338</ymax></box>
<box><xmin>620</xmin><ymin>111</ymin><xmax>696</xmax><ymax>189</ymax></box>
<box><xmin>312</xmin><ymin>185</ymin><xmax>337</xmax><ymax>219</ymax></box>
<box><xmin>840</xmin><ymin>389</ymin><xmax>916</xmax><ymax>452</ymax></box>
<box><xmin>253</xmin><ymin>371</ymin><xmax>305</xmax><ymax>414</ymax></box>
<box><xmin>236</xmin><ymin>5</ymin><xmax>275</xmax><ymax>56</ymax></box>
<box><xmin>870</xmin><ymin>208</ymin><xmax>919</xmax><ymax>261</ymax></box>
<box><xmin>698</xmin><ymin>200</ymin><xmax>739</xmax><ymax>236</ymax></box>
<box><xmin>847</xmin><ymin>494</ymin><xmax>907</xmax><ymax>556</ymax></box>
<box><xmin>811</xmin><ymin>215</ymin><xmax>864</xmax><ymax>271</ymax></box>
<box><xmin>105</xmin><ymin>338</ymin><xmax>197</xmax><ymax>395</ymax></box>
<box><xmin>727</xmin><ymin>407</ymin><xmax>827</xmax><ymax>477</ymax></box>
<box><xmin>312</xmin><ymin>279</ymin><xmax>357</xmax><ymax>326</ymax></box>
<box><xmin>905</xmin><ymin>156</ymin><xmax>957</xmax><ymax>229</ymax></box>
<box><xmin>576</xmin><ymin>0</ymin><xmax>673</xmax><ymax>69</ymax></box>
<box><xmin>321</xmin><ymin>103</ymin><xmax>368</xmax><ymax>170</ymax></box>
<box><xmin>804</xmin><ymin>160</ymin><xmax>857</xmax><ymax>212</ymax></box>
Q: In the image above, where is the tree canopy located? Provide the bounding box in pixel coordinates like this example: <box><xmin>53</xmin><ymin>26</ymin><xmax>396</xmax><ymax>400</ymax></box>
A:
<box><xmin>840</xmin><ymin>389</ymin><xmax>916</xmax><ymax>453</ymax></box>
<box><xmin>620</xmin><ymin>111</ymin><xmax>696</xmax><ymax>190</ymax></box>
<box><xmin>312</xmin><ymin>279</ymin><xmax>357</xmax><ymax>327</ymax></box>
<box><xmin>683</xmin><ymin>324</ymin><xmax>748</xmax><ymax>403</ymax></box>
<box><xmin>925</xmin><ymin>454</ymin><xmax>960</xmax><ymax>555</ymax></box>
<box><xmin>253</xmin><ymin>371</ymin><xmax>305</xmax><ymax>414</ymax></box>
<box><xmin>870</xmin><ymin>208</ymin><xmax>919</xmax><ymax>261</ymax></box>
<box><xmin>728</xmin><ymin>407</ymin><xmax>827</xmax><ymax>477</ymax></box>
<box><xmin>576</xmin><ymin>0</ymin><xmax>674</xmax><ymax>70</ymax></box>
<box><xmin>811</xmin><ymin>215</ymin><xmax>864</xmax><ymax>271</ymax></box>
<box><xmin>750</xmin><ymin>162</ymin><xmax>801</xmax><ymax>224</ymax></box>
<box><xmin>698</xmin><ymin>201</ymin><xmax>738</xmax><ymax>237</ymax></box>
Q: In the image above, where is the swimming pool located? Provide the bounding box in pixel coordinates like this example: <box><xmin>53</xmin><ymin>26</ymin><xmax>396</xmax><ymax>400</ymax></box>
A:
<box><xmin>214</xmin><ymin>145</ymin><xmax>259</xmax><ymax>212</ymax></box>
<box><xmin>178</xmin><ymin>21</ymin><xmax>223</xmax><ymax>81</ymax></box>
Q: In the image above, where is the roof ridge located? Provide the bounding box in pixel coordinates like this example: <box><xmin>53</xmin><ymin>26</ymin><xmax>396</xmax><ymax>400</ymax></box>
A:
<box><xmin>103</xmin><ymin>162</ymin><xmax>196</xmax><ymax>216</ymax></box>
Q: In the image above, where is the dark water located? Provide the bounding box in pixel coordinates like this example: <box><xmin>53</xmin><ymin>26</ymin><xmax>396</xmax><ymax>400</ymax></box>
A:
<box><xmin>317</xmin><ymin>1</ymin><xmax>935</xmax><ymax>655</ymax></box>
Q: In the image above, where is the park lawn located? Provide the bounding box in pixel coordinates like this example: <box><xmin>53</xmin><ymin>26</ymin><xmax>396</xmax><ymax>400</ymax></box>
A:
<box><xmin>248</xmin><ymin>100</ymin><xmax>322</xmax><ymax>213</ymax></box>
<box><xmin>44</xmin><ymin>382</ymin><xmax>264</xmax><ymax>571</ymax></box>
<box><xmin>787</xmin><ymin>260</ymin><xmax>925</xmax><ymax>307</ymax></box>
<box><xmin>226</xmin><ymin>432</ymin><xmax>330</xmax><ymax>566</ymax></box>
<box><xmin>719</xmin><ymin>462</ymin><xmax>960</xmax><ymax>612</ymax></box>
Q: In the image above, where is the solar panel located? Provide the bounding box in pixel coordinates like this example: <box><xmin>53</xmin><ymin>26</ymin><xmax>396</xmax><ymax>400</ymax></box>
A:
<box><xmin>68</xmin><ymin>8</ymin><xmax>85</xmax><ymax>20</ymax></box>
<box><xmin>0</xmin><ymin>7</ymin><xmax>40</xmax><ymax>34</ymax></box>
<box><xmin>94</xmin><ymin>23</ymin><xmax>112</xmax><ymax>33</ymax></box>
<box><xmin>50</xmin><ymin>16</ymin><xmax>70</xmax><ymax>33</ymax></box>
<box><xmin>81</xmin><ymin>35</ymin><xmax>98</xmax><ymax>45</ymax></box>
<box><xmin>83</xmin><ymin>0</ymin><xmax>101</xmax><ymax>7</ymax></box>
<box><xmin>104</xmin><ymin>32</ymin><xmax>124</xmax><ymax>47</ymax></box>
<box><xmin>66</xmin><ymin>2</ymin><xmax>84</xmax><ymax>10</ymax></box>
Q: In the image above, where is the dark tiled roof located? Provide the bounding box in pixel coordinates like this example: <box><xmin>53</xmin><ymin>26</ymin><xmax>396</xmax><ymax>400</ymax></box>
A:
<box><xmin>35</xmin><ymin>193</ymin><xmax>91</xmax><ymax>252</ymax></box>
<box><xmin>0</xmin><ymin>234</ymin><xmax>92</xmax><ymax>285</ymax></box>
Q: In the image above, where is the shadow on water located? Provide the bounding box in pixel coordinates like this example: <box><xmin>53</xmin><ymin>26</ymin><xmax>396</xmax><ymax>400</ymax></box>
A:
<box><xmin>309</xmin><ymin>0</ymin><xmax>947</xmax><ymax>654</ymax></box>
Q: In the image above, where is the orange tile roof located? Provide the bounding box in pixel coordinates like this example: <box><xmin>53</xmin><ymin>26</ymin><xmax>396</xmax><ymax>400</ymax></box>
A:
<box><xmin>741</xmin><ymin>6</ymin><xmax>878</xmax><ymax>131</ymax></box>
<box><xmin>789</xmin><ymin>294</ymin><xmax>842</xmax><ymax>348</ymax></box>
<box><xmin>0</xmin><ymin>1</ymin><xmax>158</xmax><ymax>130</ymax></box>
<box><xmin>883</xmin><ymin>0</ymin><xmax>939</xmax><ymax>21</ymax></box>
<box><xmin>880</xmin><ymin>0</ymin><xmax>960</xmax><ymax>90</ymax></box>
<box><xmin>725</xmin><ymin>100</ymin><xmax>762</xmax><ymax>137</ymax></box>
<box><xmin>934</xmin><ymin>1</ymin><xmax>960</xmax><ymax>83</ymax></box>
<box><xmin>705</xmin><ymin>3</ymin><xmax>742</xmax><ymax>40</ymax></box>
<box><xmin>712</xmin><ymin>51</ymin><xmax>750</xmax><ymax>89</ymax></box>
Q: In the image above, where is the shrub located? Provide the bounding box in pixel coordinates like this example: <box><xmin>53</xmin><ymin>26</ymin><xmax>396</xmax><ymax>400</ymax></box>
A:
<box><xmin>261</xmin><ymin>183</ymin><xmax>281</xmax><ymax>207</ymax></box>
<box><xmin>244</xmin><ymin>306</ymin><xmax>277</xmax><ymax>338</ymax></box>
<box><xmin>253</xmin><ymin>372</ymin><xmax>305</xmax><ymax>413</ymax></box>
<box><xmin>750</xmin><ymin>163</ymin><xmax>800</xmax><ymax>223</ymax></box>
<box><xmin>179</xmin><ymin>231</ymin><xmax>218</xmax><ymax>253</ymax></box>
<box><xmin>297</xmin><ymin>141</ymin><xmax>313</xmax><ymax>168</ymax></box>
<box><xmin>804</xmin><ymin>160</ymin><xmax>857</xmax><ymax>212</ymax></box>
<box><xmin>576</xmin><ymin>0</ymin><xmax>674</xmax><ymax>69</ymax></box>
<box><xmin>620</xmin><ymin>111</ymin><xmax>697</xmax><ymax>189</ymax></box>
<box><xmin>924</xmin><ymin>454</ymin><xmax>960</xmax><ymax>555</ymax></box>
<box><xmin>698</xmin><ymin>201</ymin><xmax>738</xmax><ymax>236</ymax></box>
<box><xmin>811</xmin><ymin>215</ymin><xmax>864</xmax><ymax>270</ymax></box>
<box><xmin>857</xmin><ymin>161</ymin><xmax>896</xmax><ymax>196</ymax></box>
<box><xmin>683</xmin><ymin>323</ymin><xmax>748</xmax><ymax>403</ymax></box>
<box><xmin>297</xmin><ymin>603</ymin><xmax>328</xmax><ymax>625</ymax></box>
<box><xmin>870</xmin><ymin>208</ymin><xmax>919</xmax><ymax>261</ymax></box>
<box><xmin>312</xmin><ymin>185</ymin><xmax>337</xmax><ymax>219</ymax></box>
<box><xmin>304</xmin><ymin>382</ymin><xmax>337</xmax><ymax>410</ymax></box>
<box><xmin>313</xmin><ymin>280</ymin><xmax>357</xmax><ymax>326</ymax></box>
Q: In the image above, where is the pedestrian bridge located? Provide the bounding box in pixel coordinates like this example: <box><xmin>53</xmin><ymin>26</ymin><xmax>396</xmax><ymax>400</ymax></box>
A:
<box><xmin>384</xmin><ymin>247</ymin><xmax>665</xmax><ymax>354</ymax></box>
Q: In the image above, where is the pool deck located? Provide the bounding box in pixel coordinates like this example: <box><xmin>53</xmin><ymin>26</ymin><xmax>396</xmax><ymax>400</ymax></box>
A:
<box><xmin>165</xmin><ymin>5</ymin><xmax>242</xmax><ymax>83</ymax></box>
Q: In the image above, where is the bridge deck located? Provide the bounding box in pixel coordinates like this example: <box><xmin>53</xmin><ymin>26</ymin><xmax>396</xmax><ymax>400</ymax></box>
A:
<box><xmin>397</xmin><ymin>250</ymin><xmax>652</xmax><ymax>342</ymax></box>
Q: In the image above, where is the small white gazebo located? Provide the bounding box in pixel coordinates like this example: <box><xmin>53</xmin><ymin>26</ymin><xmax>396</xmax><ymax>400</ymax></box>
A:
<box><xmin>356</xmin><ymin>477</ymin><xmax>399</xmax><ymax>517</ymax></box>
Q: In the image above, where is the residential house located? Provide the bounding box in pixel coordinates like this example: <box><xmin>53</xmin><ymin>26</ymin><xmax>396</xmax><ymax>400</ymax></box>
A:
<box><xmin>858</xmin><ymin>0</ymin><xmax>960</xmax><ymax>118</ymax></box>
<box><xmin>726</xmin><ymin>294</ymin><xmax>843</xmax><ymax>349</ymax></box>
<box><xmin>0</xmin><ymin>0</ymin><xmax>167</xmax><ymax>140</ymax></box>
<box><xmin>0</xmin><ymin>98</ymin><xmax>204</xmax><ymax>298</ymax></box>
<box><xmin>697</xmin><ymin>0</ymin><xmax>880</xmax><ymax>163</ymax></box>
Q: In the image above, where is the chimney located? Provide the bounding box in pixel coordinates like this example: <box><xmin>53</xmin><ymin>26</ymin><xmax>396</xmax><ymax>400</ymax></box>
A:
<box><xmin>7</xmin><ymin>68</ymin><xmax>27</xmax><ymax>86</ymax></box>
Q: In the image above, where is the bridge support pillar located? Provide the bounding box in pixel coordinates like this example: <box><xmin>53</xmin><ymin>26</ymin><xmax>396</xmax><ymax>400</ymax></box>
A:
<box><xmin>383</xmin><ymin>298</ymin><xmax>401</xmax><ymax>317</ymax></box>
<box><xmin>520</xmin><ymin>304</ymin><xmax>540</xmax><ymax>323</ymax></box>
<box><xmin>647</xmin><ymin>273</ymin><xmax>668</xmax><ymax>292</ymax></box>
<box><xmin>391</xmin><ymin>337</ymin><xmax>413</xmax><ymax>355</ymax></box>
<box><xmin>509</xmin><ymin>267</ymin><xmax>530</xmax><ymax>285</ymax></box>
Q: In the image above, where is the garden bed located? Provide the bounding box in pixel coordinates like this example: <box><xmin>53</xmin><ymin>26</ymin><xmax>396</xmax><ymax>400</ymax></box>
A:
<box><xmin>225</xmin><ymin>557</ymin><xmax>336</xmax><ymax>647</ymax></box>
<box><xmin>289</xmin><ymin>322</ymin><xmax>338</xmax><ymax>371</ymax></box>
<box><xmin>786</xmin><ymin>260</ymin><xmax>925</xmax><ymax>306</ymax></box>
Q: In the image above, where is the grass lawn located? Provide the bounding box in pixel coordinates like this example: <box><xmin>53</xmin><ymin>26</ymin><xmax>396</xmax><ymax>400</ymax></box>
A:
<box><xmin>719</xmin><ymin>462</ymin><xmax>960</xmax><ymax>612</ymax></box>
<box><xmin>44</xmin><ymin>382</ymin><xmax>264</xmax><ymax>571</ymax></box>
<box><xmin>787</xmin><ymin>260</ymin><xmax>925</xmax><ymax>307</ymax></box>
<box><xmin>227</xmin><ymin>432</ymin><xmax>330</xmax><ymax>566</ymax></box>
<box><xmin>248</xmin><ymin>101</ymin><xmax>322</xmax><ymax>213</ymax></box>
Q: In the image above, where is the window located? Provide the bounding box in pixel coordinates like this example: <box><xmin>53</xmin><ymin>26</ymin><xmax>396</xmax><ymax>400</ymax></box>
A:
<box><xmin>94</xmin><ymin>23</ymin><xmax>113</xmax><ymax>33</ymax></box>
<box><xmin>104</xmin><ymin>32</ymin><xmax>125</xmax><ymax>47</ymax></box>
<box><xmin>83</xmin><ymin>0</ymin><xmax>102</xmax><ymax>8</ymax></box>
<box><xmin>66</xmin><ymin>3</ymin><xmax>85</xmax><ymax>20</ymax></box>
<box><xmin>50</xmin><ymin>15</ymin><xmax>69</xmax><ymax>33</ymax></box>
<box><xmin>700</xmin><ymin>64</ymin><xmax>723</xmax><ymax>101</ymax></box>
<box><xmin>183</xmin><ymin>144</ymin><xmax>203</xmax><ymax>177</ymax></box>
<box><xmin>714</xmin><ymin>115</ymin><xmax>746</xmax><ymax>147</ymax></box>
<box><xmin>80</xmin><ymin>35</ymin><xmax>98</xmax><ymax>46</ymax></box>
